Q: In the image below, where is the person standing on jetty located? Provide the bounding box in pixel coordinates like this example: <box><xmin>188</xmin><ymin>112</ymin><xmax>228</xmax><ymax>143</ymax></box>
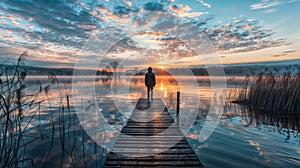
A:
<box><xmin>145</xmin><ymin>67</ymin><xmax>156</xmax><ymax>101</ymax></box>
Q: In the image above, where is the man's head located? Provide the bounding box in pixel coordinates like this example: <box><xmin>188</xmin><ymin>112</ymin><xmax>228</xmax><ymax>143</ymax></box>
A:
<box><xmin>148</xmin><ymin>67</ymin><xmax>152</xmax><ymax>72</ymax></box>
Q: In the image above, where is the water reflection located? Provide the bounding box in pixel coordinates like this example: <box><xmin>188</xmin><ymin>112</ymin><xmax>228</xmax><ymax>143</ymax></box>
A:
<box><xmin>19</xmin><ymin>75</ymin><xmax>300</xmax><ymax>167</ymax></box>
<box><xmin>95</xmin><ymin>76</ymin><xmax>112</xmax><ymax>88</ymax></box>
<box><xmin>225</xmin><ymin>104</ymin><xmax>300</xmax><ymax>141</ymax></box>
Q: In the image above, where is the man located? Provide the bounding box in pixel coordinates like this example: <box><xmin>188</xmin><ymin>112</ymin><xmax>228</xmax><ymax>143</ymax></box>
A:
<box><xmin>145</xmin><ymin>67</ymin><xmax>156</xmax><ymax>101</ymax></box>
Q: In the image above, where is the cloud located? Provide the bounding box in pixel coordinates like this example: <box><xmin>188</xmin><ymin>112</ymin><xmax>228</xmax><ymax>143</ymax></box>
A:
<box><xmin>198</xmin><ymin>16</ymin><xmax>286</xmax><ymax>54</ymax></box>
<box><xmin>0</xmin><ymin>0</ymin><xmax>289</xmax><ymax>68</ymax></box>
<box><xmin>0</xmin><ymin>0</ymin><xmax>107</xmax><ymax>67</ymax></box>
<box><xmin>197</xmin><ymin>0</ymin><xmax>211</xmax><ymax>8</ymax></box>
<box><xmin>159</xmin><ymin>38</ymin><xmax>198</xmax><ymax>58</ymax></box>
<box><xmin>251</xmin><ymin>0</ymin><xmax>298</xmax><ymax>10</ymax></box>
<box><xmin>0</xmin><ymin>0</ymin><xmax>95</xmax><ymax>49</ymax></box>
<box><xmin>107</xmin><ymin>37</ymin><xmax>142</xmax><ymax>55</ymax></box>
<box><xmin>263</xmin><ymin>8</ymin><xmax>277</xmax><ymax>13</ymax></box>
<box><xmin>134</xmin><ymin>31</ymin><xmax>165</xmax><ymax>37</ymax></box>
<box><xmin>168</xmin><ymin>5</ymin><xmax>208</xmax><ymax>17</ymax></box>
<box><xmin>144</xmin><ymin>2</ymin><xmax>165</xmax><ymax>11</ymax></box>
<box><xmin>113</xmin><ymin>5</ymin><xmax>138</xmax><ymax>16</ymax></box>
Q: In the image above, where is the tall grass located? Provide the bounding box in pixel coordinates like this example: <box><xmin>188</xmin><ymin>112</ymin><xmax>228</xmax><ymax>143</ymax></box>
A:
<box><xmin>232</xmin><ymin>67</ymin><xmax>300</xmax><ymax>113</ymax></box>
<box><xmin>0</xmin><ymin>52</ymin><xmax>44</xmax><ymax>167</ymax></box>
<box><xmin>1</xmin><ymin>53</ymin><xmax>107</xmax><ymax>167</ymax></box>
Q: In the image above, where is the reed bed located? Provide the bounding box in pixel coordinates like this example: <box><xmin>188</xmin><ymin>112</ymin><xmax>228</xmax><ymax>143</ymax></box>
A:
<box><xmin>231</xmin><ymin>67</ymin><xmax>300</xmax><ymax>113</ymax></box>
<box><xmin>0</xmin><ymin>52</ymin><xmax>44</xmax><ymax>167</ymax></box>
<box><xmin>1</xmin><ymin>53</ymin><xmax>107</xmax><ymax>167</ymax></box>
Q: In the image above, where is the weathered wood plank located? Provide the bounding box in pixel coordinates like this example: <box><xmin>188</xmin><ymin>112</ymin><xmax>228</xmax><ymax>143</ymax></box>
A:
<box><xmin>104</xmin><ymin>160</ymin><xmax>201</xmax><ymax>165</ymax></box>
<box><xmin>103</xmin><ymin>98</ymin><xmax>202</xmax><ymax>167</ymax></box>
<box><xmin>113</xmin><ymin>144</ymin><xmax>191</xmax><ymax>148</ymax></box>
<box><xmin>114</xmin><ymin>141</ymin><xmax>187</xmax><ymax>144</ymax></box>
<box><xmin>107</xmin><ymin>154</ymin><xmax>199</xmax><ymax>160</ymax></box>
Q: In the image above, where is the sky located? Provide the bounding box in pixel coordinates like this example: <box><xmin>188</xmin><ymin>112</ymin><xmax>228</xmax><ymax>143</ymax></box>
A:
<box><xmin>0</xmin><ymin>0</ymin><xmax>299</xmax><ymax>69</ymax></box>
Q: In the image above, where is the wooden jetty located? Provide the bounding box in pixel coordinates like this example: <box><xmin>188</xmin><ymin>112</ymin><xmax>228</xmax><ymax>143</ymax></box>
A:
<box><xmin>103</xmin><ymin>98</ymin><xmax>203</xmax><ymax>167</ymax></box>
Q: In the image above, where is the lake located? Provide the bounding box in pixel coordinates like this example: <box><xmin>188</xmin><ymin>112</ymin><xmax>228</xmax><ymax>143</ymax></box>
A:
<box><xmin>22</xmin><ymin>75</ymin><xmax>300</xmax><ymax>167</ymax></box>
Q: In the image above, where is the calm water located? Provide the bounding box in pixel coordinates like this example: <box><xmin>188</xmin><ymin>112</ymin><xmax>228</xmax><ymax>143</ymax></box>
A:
<box><xmin>24</xmin><ymin>75</ymin><xmax>300</xmax><ymax>167</ymax></box>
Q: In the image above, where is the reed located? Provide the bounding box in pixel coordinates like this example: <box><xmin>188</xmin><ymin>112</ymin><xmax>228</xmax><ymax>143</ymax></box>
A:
<box><xmin>231</xmin><ymin>67</ymin><xmax>300</xmax><ymax>113</ymax></box>
<box><xmin>1</xmin><ymin>53</ymin><xmax>107</xmax><ymax>167</ymax></box>
<box><xmin>0</xmin><ymin>52</ymin><xmax>45</xmax><ymax>167</ymax></box>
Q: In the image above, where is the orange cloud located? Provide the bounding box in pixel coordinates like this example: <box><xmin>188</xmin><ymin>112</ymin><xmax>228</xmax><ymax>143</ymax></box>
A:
<box><xmin>168</xmin><ymin>5</ymin><xmax>207</xmax><ymax>17</ymax></box>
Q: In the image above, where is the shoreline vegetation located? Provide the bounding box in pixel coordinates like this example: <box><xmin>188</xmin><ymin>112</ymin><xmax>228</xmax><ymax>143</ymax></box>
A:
<box><xmin>231</xmin><ymin>67</ymin><xmax>300</xmax><ymax>112</ymax></box>
<box><xmin>229</xmin><ymin>67</ymin><xmax>300</xmax><ymax>138</ymax></box>
<box><xmin>0</xmin><ymin>53</ymin><xmax>106</xmax><ymax>167</ymax></box>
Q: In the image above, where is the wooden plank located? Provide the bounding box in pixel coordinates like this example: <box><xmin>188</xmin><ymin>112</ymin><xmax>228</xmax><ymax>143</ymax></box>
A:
<box><xmin>103</xmin><ymin>98</ymin><xmax>202</xmax><ymax>167</ymax></box>
<box><xmin>103</xmin><ymin>166</ymin><xmax>201</xmax><ymax>168</ymax></box>
<box><xmin>107</xmin><ymin>154</ymin><xmax>199</xmax><ymax>160</ymax></box>
<box><xmin>111</xmin><ymin>148</ymin><xmax>195</xmax><ymax>153</ymax></box>
<box><xmin>104</xmin><ymin>160</ymin><xmax>201</xmax><ymax>166</ymax></box>
<box><xmin>113</xmin><ymin>144</ymin><xmax>191</xmax><ymax>148</ymax></box>
<box><xmin>114</xmin><ymin>141</ymin><xmax>187</xmax><ymax>144</ymax></box>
